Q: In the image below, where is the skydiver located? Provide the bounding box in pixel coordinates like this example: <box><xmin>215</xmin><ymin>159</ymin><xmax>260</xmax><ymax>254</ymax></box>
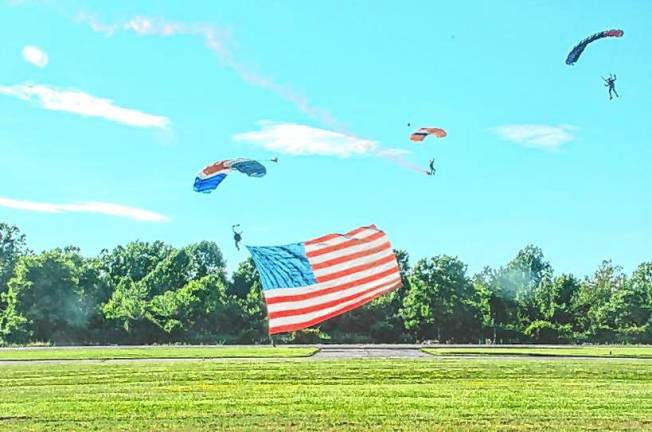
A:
<box><xmin>232</xmin><ymin>224</ymin><xmax>243</xmax><ymax>251</ymax></box>
<box><xmin>428</xmin><ymin>158</ymin><xmax>436</xmax><ymax>176</ymax></box>
<box><xmin>602</xmin><ymin>74</ymin><xmax>619</xmax><ymax>100</ymax></box>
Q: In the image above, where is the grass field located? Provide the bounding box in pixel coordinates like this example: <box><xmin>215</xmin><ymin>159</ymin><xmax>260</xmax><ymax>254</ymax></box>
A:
<box><xmin>1</xmin><ymin>358</ymin><xmax>651</xmax><ymax>431</ymax></box>
<box><xmin>423</xmin><ymin>346</ymin><xmax>652</xmax><ymax>359</ymax></box>
<box><xmin>0</xmin><ymin>346</ymin><xmax>317</xmax><ymax>361</ymax></box>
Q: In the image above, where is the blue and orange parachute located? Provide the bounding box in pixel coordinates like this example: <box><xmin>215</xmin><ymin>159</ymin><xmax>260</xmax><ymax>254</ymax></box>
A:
<box><xmin>193</xmin><ymin>158</ymin><xmax>266</xmax><ymax>193</ymax></box>
<box><xmin>566</xmin><ymin>29</ymin><xmax>624</xmax><ymax>65</ymax></box>
<box><xmin>410</xmin><ymin>127</ymin><xmax>447</xmax><ymax>142</ymax></box>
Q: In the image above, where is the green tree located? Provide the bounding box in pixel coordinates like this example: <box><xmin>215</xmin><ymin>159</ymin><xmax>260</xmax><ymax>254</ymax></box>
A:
<box><xmin>99</xmin><ymin>241</ymin><xmax>175</xmax><ymax>286</ymax></box>
<box><xmin>610</xmin><ymin>262</ymin><xmax>652</xmax><ymax>343</ymax></box>
<box><xmin>471</xmin><ymin>268</ymin><xmax>494</xmax><ymax>342</ymax></box>
<box><xmin>547</xmin><ymin>274</ymin><xmax>581</xmax><ymax>326</ymax></box>
<box><xmin>2</xmin><ymin>248</ymin><xmax>97</xmax><ymax>344</ymax></box>
<box><xmin>0</xmin><ymin>223</ymin><xmax>28</xmax><ymax>299</ymax></box>
<box><xmin>571</xmin><ymin>260</ymin><xmax>625</xmax><ymax>342</ymax></box>
<box><xmin>228</xmin><ymin>259</ymin><xmax>269</xmax><ymax>343</ymax></box>
<box><xmin>147</xmin><ymin>275</ymin><xmax>236</xmax><ymax>342</ymax></box>
<box><xmin>102</xmin><ymin>278</ymin><xmax>151</xmax><ymax>340</ymax></box>
<box><xmin>521</xmin><ymin>274</ymin><xmax>580</xmax><ymax>343</ymax></box>
<box><xmin>486</xmin><ymin>246</ymin><xmax>553</xmax><ymax>342</ymax></box>
<box><xmin>229</xmin><ymin>258</ymin><xmax>260</xmax><ymax>299</ymax></box>
<box><xmin>400</xmin><ymin>255</ymin><xmax>482</xmax><ymax>342</ymax></box>
<box><xmin>102</xmin><ymin>242</ymin><xmax>232</xmax><ymax>344</ymax></box>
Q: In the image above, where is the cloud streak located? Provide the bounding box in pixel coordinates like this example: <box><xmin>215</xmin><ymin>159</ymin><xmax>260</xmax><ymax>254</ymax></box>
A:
<box><xmin>0</xmin><ymin>197</ymin><xmax>169</xmax><ymax>222</ymax></box>
<box><xmin>77</xmin><ymin>14</ymin><xmax>339</xmax><ymax>128</ymax></box>
<box><xmin>375</xmin><ymin>148</ymin><xmax>429</xmax><ymax>175</ymax></box>
<box><xmin>234</xmin><ymin>122</ymin><xmax>377</xmax><ymax>157</ymax></box>
<box><xmin>235</xmin><ymin>122</ymin><xmax>429</xmax><ymax>175</ymax></box>
<box><xmin>0</xmin><ymin>83</ymin><xmax>170</xmax><ymax>129</ymax></box>
<box><xmin>22</xmin><ymin>45</ymin><xmax>49</xmax><ymax>67</ymax></box>
<box><xmin>492</xmin><ymin>124</ymin><xmax>575</xmax><ymax>150</ymax></box>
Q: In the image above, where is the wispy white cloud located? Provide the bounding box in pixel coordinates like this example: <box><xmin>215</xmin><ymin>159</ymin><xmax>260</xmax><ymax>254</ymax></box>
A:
<box><xmin>76</xmin><ymin>14</ymin><xmax>339</xmax><ymax>129</ymax></box>
<box><xmin>492</xmin><ymin>124</ymin><xmax>576</xmax><ymax>150</ymax></box>
<box><xmin>235</xmin><ymin>122</ymin><xmax>431</xmax><ymax>174</ymax></box>
<box><xmin>0</xmin><ymin>197</ymin><xmax>169</xmax><ymax>222</ymax></box>
<box><xmin>0</xmin><ymin>83</ymin><xmax>170</xmax><ymax>129</ymax></box>
<box><xmin>22</xmin><ymin>45</ymin><xmax>49</xmax><ymax>68</ymax></box>
<box><xmin>234</xmin><ymin>122</ymin><xmax>377</xmax><ymax>157</ymax></box>
<box><xmin>375</xmin><ymin>148</ymin><xmax>429</xmax><ymax>175</ymax></box>
<box><xmin>375</xmin><ymin>148</ymin><xmax>411</xmax><ymax>158</ymax></box>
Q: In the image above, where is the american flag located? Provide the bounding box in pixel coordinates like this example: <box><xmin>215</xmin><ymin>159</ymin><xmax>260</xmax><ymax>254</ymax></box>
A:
<box><xmin>247</xmin><ymin>225</ymin><xmax>402</xmax><ymax>335</ymax></box>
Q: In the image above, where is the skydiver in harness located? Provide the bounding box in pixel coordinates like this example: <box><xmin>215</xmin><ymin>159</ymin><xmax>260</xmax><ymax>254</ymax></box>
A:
<box><xmin>602</xmin><ymin>74</ymin><xmax>618</xmax><ymax>100</ymax></box>
<box><xmin>232</xmin><ymin>225</ymin><xmax>243</xmax><ymax>251</ymax></box>
<box><xmin>427</xmin><ymin>158</ymin><xmax>436</xmax><ymax>176</ymax></box>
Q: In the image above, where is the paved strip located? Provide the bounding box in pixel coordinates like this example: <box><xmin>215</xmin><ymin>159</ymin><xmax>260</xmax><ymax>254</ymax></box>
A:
<box><xmin>314</xmin><ymin>346</ymin><xmax>430</xmax><ymax>359</ymax></box>
<box><xmin>2</xmin><ymin>355</ymin><xmax>649</xmax><ymax>366</ymax></box>
<box><xmin>1</xmin><ymin>345</ymin><xmax>651</xmax><ymax>365</ymax></box>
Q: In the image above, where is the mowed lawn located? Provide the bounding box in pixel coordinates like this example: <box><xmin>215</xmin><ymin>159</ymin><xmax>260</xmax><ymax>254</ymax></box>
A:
<box><xmin>423</xmin><ymin>346</ymin><xmax>652</xmax><ymax>359</ymax></box>
<box><xmin>0</xmin><ymin>346</ymin><xmax>317</xmax><ymax>361</ymax></box>
<box><xmin>1</xmin><ymin>358</ymin><xmax>652</xmax><ymax>431</ymax></box>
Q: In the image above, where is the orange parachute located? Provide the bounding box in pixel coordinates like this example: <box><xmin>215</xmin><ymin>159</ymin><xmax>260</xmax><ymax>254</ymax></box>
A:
<box><xmin>410</xmin><ymin>127</ymin><xmax>447</xmax><ymax>142</ymax></box>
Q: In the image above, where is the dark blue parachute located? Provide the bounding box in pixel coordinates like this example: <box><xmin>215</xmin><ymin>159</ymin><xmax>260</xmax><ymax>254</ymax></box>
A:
<box><xmin>193</xmin><ymin>158</ymin><xmax>267</xmax><ymax>193</ymax></box>
<box><xmin>566</xmin><ymin>29</ymin><xmax>624</xmax><ymax>65</ymax></box>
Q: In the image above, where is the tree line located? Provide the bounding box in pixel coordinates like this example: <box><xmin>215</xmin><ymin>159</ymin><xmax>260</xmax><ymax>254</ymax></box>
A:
<box><xmin>1</xmin><ymin>222</ymin><xmax>650</xmax><ymax>345</ymax></box>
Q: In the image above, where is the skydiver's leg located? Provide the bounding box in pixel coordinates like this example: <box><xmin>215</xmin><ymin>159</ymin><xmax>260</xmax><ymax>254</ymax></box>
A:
<box><xmin>613</xmin><ymin>88</ymin><xmax>619</xmax><ymax>98</ymax></box>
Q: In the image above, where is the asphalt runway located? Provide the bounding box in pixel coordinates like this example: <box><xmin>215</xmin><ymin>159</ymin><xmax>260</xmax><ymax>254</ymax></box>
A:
<box><xmin>0</xmin><ymin>345</ymin><xmax>649</xmax><ymax>365</ymax></box>
<box><xmin>0</xmin><ymin>345</ymin><xmax>430</xmax><ymax>365</ymax></box>
<box><xmin>313</xmin><ymin>345</ymin><xmax>430</xmax><ymax>359</ymax></box>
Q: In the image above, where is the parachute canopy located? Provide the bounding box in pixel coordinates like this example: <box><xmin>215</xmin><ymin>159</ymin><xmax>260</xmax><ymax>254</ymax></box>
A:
<box><xmin>566</xmin><ymin>29</ymin><xmax>624</xmax><ymax>65</ymax></box>
<box><xmin>194</xmin><ymin>158</ymin><xmax>266</xmax><ymax>193</ymax></box>
<box><xmin>410</xmin><ymin>127</ymin><xmax>447</xmax><ymax>142</ymax></box>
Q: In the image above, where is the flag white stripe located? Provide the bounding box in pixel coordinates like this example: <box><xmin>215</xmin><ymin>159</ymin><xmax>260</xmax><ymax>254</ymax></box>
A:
<box><xmin>304</xmin><ymin>228</ymin><xmax>379</xmax><ymax>252</ymax></box>
<box><xmin>266</xmin><ymin>274</ymin><xmax>401</xmax><ymax>313</ymax></box>
<box><xmin>268</xmin><ymin>281</ymin><xmax>400</xmax><ymax>328</ymax></box>
<box><xmin>311</xmin><ymin>248</ymin><xmax>394</xmax><ymax>278</ymax></box>
<box><xmin>307</xmin><ymin>236</ymin><xmax>391</xmax><ymax>265</ymax></box>
<box><xmin>263</xmin><ymin>260</ymin><xmax>400</xmax><ymax>299</ymax></box>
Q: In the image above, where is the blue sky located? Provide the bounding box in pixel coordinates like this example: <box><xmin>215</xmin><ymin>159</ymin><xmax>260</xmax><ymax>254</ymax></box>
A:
<box><xmin>1</xmin><ymin>0</ymin><xmax>650</xmax><ymax>276</ymax></box>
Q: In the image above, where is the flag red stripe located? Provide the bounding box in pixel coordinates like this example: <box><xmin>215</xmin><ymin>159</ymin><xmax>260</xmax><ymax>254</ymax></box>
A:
<box><xmin>265</xmin><ymin>265</ymin><xmax>400</xmax><ymax>305</ymax></box>
<box><xmin>268</xmin><ymin>277</ymin><xmax>401</xmax><ymax>319</ymax></box>
<box><xmin>310</xmin><ymin>242</ymin><xmax>391</xmax><ymax>271</ymax></box>
<box><xmin>268</xmin><ymin>284</ymin><xmax>400</xmax><ymax>335</ymax></box>
<box><xmin>304</xmin><ymin>226</ymin><xmax>372</xmax><ymax>246</ymax></box>
<box><xmin>305</xmin><ymin>231</ymin><xmax>386</xmax><ymax>258</ymax></box>
<box><xmin>314</xmin><ymin>254</ymin><xmax>398</xmax><ymax>283</ymax></box>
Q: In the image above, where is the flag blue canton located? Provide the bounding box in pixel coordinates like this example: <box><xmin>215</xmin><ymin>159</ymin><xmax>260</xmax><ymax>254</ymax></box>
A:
<box><xmin>247</xmin><ymin>243</ymin><xmax>316</xmax><ymax>290</ymax></box>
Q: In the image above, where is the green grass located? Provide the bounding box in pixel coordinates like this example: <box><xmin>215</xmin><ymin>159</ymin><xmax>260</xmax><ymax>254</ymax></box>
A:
<box><xmin>0</xmin><ymin>346</ymin><xmax>318</xmax><ymax>361</ymax></box>
<box><xmin>1</xmin><ymin>358</ymin><xmax>651</xmax><ymax>431</ymax></box>
<box><xmin>423</xmin><ymin>346</ymin><xmax>652</xmax><ymax>359</ymax></box>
